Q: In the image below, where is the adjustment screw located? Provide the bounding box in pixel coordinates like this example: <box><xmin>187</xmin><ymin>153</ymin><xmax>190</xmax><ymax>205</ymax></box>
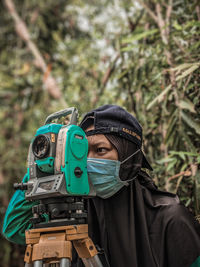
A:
<box><xmin>74</xmin><ymin>167</ymin><xmax>83</xmax><ymax>178</ymax></box>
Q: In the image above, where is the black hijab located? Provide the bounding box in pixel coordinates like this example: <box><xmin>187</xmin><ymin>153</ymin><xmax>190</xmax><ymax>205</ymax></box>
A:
<box><xmin>77</xmin><ymin>107</ymin><xmax>200</xmax><ymax>267</ymax></box>
<box><xmin>79</xmin><ymin>135</ymin><xmax>200</xmax><ymax>267</ymax></box>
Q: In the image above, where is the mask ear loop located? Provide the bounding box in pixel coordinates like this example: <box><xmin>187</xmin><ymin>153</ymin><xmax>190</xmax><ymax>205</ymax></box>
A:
<box><xmin>120</xmin><ymin>149</ymin><xmax>141</xmax><ymax>184</ymax></box>
<box><xmin>120</xmin><ymin>149</ymin><xmax>140</xmax><ymax>165</ymax></box>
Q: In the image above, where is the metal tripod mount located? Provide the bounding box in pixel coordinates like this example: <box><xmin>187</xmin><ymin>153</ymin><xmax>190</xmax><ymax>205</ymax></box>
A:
<box><xmin>23</xmin><ymin>197</ymin><xmax>105</xmax><ymax>267</ymax></box>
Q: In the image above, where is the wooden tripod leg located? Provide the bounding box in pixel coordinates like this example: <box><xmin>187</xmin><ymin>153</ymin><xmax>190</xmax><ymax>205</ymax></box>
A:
<box><xmin>73</xmin><ymin>237</ymin><xmax>98</xmax><ymax>259</ymax></box>
<box><xmin>24</xmin><ymin>245</ymin><xmax>33</xmax><ymax>264</ymax></box>
<box><xmin>73</xmin><ymin>238</ymin><xmax>103</xmax><ymax>267</ymax></box>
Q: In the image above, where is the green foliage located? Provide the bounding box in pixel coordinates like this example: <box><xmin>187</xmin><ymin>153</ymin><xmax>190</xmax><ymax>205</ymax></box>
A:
<box><xmin>107</xmin><ymin>0</ymin><xmax>200</xmax><ymax>215</ymax></box>
<box><xmin>0</xmin><ymin>0</ymin><xmax>199</xmax><ymax>266</ymax></box>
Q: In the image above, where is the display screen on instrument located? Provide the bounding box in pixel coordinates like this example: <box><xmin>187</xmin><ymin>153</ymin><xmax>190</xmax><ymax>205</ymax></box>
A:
<box><xmin>35</xmin><ymin>180</ymin><xmax>55</xmax><ymax>193</ymax></box>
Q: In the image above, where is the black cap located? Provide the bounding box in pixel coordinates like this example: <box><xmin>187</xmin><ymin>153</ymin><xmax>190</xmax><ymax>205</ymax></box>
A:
<box><xmin>80</xmin><ymin>104</ymin><xmax>153</xmax><ymax>171</ymax></box>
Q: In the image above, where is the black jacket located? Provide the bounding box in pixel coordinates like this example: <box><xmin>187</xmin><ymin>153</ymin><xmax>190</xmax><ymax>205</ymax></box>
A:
<box><xmin>78</xmin><ymin>171</ymin><xmax>200</xmax><ymax>267</ymax></box>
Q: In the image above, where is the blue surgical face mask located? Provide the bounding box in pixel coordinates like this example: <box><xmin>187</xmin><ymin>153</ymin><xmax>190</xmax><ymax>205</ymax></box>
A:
<box><xmin>87</xmin><ymin>149</ymin><xmax>140</xmax><ymax>199</ymax></box>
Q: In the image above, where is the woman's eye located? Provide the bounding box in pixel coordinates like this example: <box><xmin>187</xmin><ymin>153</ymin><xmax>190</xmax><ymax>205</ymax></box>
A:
<box><xmin>97</xmin><ymin>147</ymin><xmax>108</xmax><ymax>153</ymax></box>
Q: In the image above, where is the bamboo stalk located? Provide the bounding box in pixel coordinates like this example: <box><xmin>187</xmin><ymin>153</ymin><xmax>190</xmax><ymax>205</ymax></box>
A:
<box><xmin>4</xmin><ymin>0</ymin><xmax>63</xmax><ymax>100</ymax></box>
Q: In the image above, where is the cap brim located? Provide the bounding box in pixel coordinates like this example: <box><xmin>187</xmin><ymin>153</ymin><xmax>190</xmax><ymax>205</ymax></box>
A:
<box><xmin>142</xmin><ymin>153</ymin><xmax>153</xmax><ymax>171</ymax></box>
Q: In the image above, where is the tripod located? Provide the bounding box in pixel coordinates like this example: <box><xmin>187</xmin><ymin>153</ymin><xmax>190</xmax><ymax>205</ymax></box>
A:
<box><xmin>24</xmin><ymin>224</ymin><xmax>103</xmax><ymax>267</ymax></box>
<box><xmin>23</xmin><ymin>198</ymin><xmax>106</xmax><ymax>267</ymax></box>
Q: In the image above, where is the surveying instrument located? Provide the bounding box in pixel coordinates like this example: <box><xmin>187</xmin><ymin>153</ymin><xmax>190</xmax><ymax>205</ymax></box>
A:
<box><xmin>14</xmin><ymin>108</ymin><xmax>108</xmax><ymax>267</ymax></box>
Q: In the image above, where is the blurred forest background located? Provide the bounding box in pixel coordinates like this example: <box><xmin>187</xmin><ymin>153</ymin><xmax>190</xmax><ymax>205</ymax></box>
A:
<box><xmin>0</xmin><ymin>0</ymin><xmax>200</xmax><ymax>266</ymax></box>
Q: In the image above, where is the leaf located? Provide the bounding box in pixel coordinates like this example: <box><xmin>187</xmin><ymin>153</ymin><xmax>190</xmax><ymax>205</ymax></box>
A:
<box><xmin>176</xmin><ymin>64</ymin><xmax>200</xmax><ymax>81</ymax></box>
<box><xmin>146</xmin><ymin>84</ymin><xmax>172</xmax><ymax>110</ymax></box>
<box><xmin>166</xmin><ymin>158</ymin><xmax>177</xmax><ymax>172</ymax></box>
<box><xmin>169</xmin><ymin>151</ymin><xmax>199</xmax><ymax>157</ymax></box>
<box><xmin>173</xmin><ymin>21</ymin><xmax>200</xmax><ymax>31</ymax></box>
<box><xmin>179</xmin><ymin>152</ymin><xmax>186</xmax><ymax>160</ymax></box>
<box><xmin>197</xmin><ymin>157</ymin><xmax>200</xmax><ymax>164</ymax></box>
<box><xmin>120</xmin><ymin>45</ymin><xmax>136</xmax><ymax>52</ymax></box>
<box><xmin>194</xmin><ymin>171</ymin><xmax>200</xmax><ymax>214</ymax></box>
<box><xmin>180</xmin><ymin>163</ymin><xmax>189</xmax><ymax>172</ymax></box>
<box><xmin>151</xmin><ymin>72</ymin><xmax>162</xmax><ymax>81</ymax></box>
<box><xmin>156</xmin><ymin>157</ymin><xmax>175</xmax><ymax>164</ymax></box>
<box><xmin>184</xmin><ymin>20</ymin><xmax>200</xmax><ymax>29</ymax></box>
<box><xmin>170</xmin><ymin>63</ymin><xmax>196</xmax><ymax>72</ymax></box>
<box><xmin>122</xmin><ymin>29</ymin><xmax>159</xmax><ymax>43</ymax></box>
<box><xmin>180</xmin><ymin>111</ymin><xmax>200</xmax><ymax>135</ymax></box>
<box><xmin>173</xmin><ymin>22</ymin><xmax>182</xmax><ymax>31</ymax></box>
<box><xmin>181</xmin><ymin>131</ymin><xmax>197</xmax><ymax>153</ymax></box>
<box><xmin>178</xmin><ymin>100</ymin><xmax>196</xmax><ymax>113</ymax></box>
<box><xmin>185</xmin><ymin>198</ymin><xmax>192</xmax><ymax>207</ymax></box>
<box><xmin>117</xmin><ymin>69</ymin><xmax>129</xmax><ymax>79</ymax></box>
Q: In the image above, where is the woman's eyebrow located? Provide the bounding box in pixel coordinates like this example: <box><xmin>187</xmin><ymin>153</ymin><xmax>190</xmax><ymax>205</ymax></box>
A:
<box><xmin>89</xmin><ymin>140</ymin><xmax>110</xmax><ymax>147</ymax></box>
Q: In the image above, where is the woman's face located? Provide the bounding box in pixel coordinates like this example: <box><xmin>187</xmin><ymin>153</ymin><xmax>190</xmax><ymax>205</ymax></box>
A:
<box><xmin>85</xmin><ymin>125</ymin><xmax>118</xmax><ymax>161</ymax></box>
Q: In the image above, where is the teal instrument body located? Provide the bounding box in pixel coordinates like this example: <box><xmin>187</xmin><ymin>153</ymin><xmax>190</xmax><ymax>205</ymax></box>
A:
<box><xmin>61</xmin><ymin>124</ymin><xmax>89</xmax><ymax>195</ymax></box>
<box><xmin>25</xmin><ymin>107</ymin><xmax>91</xmax><ymax>200</ymax></box>
<box><xmin>36</xmin><ymin>123</ymin><xmax>63</xmax><ymax>135</ymax></box>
